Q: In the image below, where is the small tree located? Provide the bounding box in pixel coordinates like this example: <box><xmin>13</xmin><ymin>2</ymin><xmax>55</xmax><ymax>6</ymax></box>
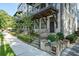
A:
<box><xmin>21</xmin><ymin>14</ymin><xmax>33</xmax><ymax>34</ymax></box>
<box><xmin>15</xmin><ymin>13</ymin><xmax>33</xmax><ymax>35</ymax></box>
<box><xmin>0</xmin><ymin>10</ymin><xmax>15</xmax><ymax>30</ymax></box>
<box><xmin>0</xmin><ymin>10</ymin><xmax>15</xmax><ymax>46</ymax></box>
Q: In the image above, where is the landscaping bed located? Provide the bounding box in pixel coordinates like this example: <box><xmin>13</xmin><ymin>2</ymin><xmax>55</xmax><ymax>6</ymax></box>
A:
<box><xmin>14</xmin><ymin>31</ymin><xmax>40</xmax><ymax>43</ymax></box>
<box><xmin>0</xmin><ymin>32</ymin><xmax>15</xmax><ymax>56</ymax></box>
<box><xmin>17</xmin><ymin>34</ymin><xmax>34</xmax><ymax>43</ymax></box>
<box><xmin>47</xmin><ymin>32</ymin><xmax>78</xmax><ymax>55</ymax></box>
<box><xmin>0</xmin><ymin>44</ymin><xmax>15</xmax><ymax>56</ymax></box>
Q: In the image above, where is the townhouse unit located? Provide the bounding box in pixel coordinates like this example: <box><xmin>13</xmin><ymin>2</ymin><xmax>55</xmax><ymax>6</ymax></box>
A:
<box><xmin>14</xmin><ymin>3</ymin><xmax>78</xmax><ymax>36</ymax></box>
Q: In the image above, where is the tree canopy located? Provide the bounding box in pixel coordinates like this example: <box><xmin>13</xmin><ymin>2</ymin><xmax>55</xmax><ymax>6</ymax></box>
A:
<box><xmin>0</xmin><ymin>10</ymin><xmax>15</xmax><ymax>30</ymax></box>
<box><xmin>15</xmin><ymin>13</ymin><xmax>33</xmax><ymax>34</ymax></box>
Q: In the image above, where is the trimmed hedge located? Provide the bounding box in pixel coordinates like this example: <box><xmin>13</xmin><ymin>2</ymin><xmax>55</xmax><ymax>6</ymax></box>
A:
<box><xmin>47</xmin><ymin>34</ymin><xmax>59</xmax><ymax>42</ymax></box>
<box><xmin>17</xmin><ymin>34</ymin><xmax>33</xmax><ymax>43</ymax></box>
<box><xmin>66</xmin><ymin>33</ymin><xmax>77</xmax><ymax>43</ymax></box>
<box><xmin>31</xmin><ymin>32</ymin><xmax>39</xmax><ymax>37</ymax></box>
<box><xmin>56</xmin><ymin>32</ymin><xmax>64</xmax><ymax>40</ymax></box>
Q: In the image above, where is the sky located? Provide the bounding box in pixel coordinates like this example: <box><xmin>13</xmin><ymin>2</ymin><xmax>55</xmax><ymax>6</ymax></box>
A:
<box><xmin>0</xmin><ymin>3</ymin><xmax>18</xmax><ymax>16</ymax></box>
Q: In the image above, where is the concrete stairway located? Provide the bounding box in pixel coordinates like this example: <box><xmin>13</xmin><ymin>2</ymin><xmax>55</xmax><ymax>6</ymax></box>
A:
<box><xmin>31</xmin><ymin>38</ymin><xmax>40</xmax><ymax>48</ymax></box>
<box><xmin>30</xmin><ymin>32</ymin><xmax>48</xmax><ymax>49</ymax></box>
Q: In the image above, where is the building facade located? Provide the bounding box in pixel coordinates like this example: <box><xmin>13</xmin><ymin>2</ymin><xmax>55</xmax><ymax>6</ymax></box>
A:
<box><xmin>14</xmin><ymin>3</ymin><xmax>78</xmax><ymax>36</ymax></box>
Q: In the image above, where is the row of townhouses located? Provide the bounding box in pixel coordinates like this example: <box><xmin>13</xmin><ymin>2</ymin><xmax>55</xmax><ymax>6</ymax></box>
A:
<box><xmin>14</xmin><ymin>3</ymin><xmax>78</xmax><ymax>37</ymax></box>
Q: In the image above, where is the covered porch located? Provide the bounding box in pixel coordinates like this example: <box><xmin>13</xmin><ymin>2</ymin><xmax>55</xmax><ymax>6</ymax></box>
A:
<box><xmin>32</xmin><ymin>6</ymin><xmax>58</xmax><ymax>36</ymax></box>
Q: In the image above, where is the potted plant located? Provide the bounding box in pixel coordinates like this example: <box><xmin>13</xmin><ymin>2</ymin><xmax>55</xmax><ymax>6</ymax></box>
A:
<box><xmin>56</xmin><ymin>32</ymin><xmax>64</xmax><ymax>40</ymax></box>
<box><xmin>66</xmin><ymin>33</ymin><xmax>77</xmax><ymax>43</ymax></box>
<box><xmin>47</xmin><ymin>34</ymin><xmax>59</xmax><ymax>42</ymax></box>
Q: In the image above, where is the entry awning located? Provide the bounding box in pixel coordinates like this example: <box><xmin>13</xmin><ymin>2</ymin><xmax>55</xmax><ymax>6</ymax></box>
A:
<box><xmin>32</xmin><ymin>6</ymin><xmax>58</xmax><ymax>19</ymax></box>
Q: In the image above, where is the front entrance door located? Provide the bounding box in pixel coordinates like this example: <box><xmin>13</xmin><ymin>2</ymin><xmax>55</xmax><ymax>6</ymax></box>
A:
<box><xmin>50</xmin><ymin>17</ymin><xmax>54</xmax><ymax>33</ymax></box>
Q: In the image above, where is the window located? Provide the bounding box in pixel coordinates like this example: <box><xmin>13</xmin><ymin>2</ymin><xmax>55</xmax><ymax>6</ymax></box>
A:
<box><xmin>34</xmin><ymin>19</ymin><xmax>39</xmax><ymax>29</ymax></box>
<box><xmin>69</xmin><ymin>4</ymin><xmax>71</xmax><ymax>12</ymax></box>
<box><xmin>40</xmin><ymin>3</ymin><xmax>46</xmax><ymax>9</ymax></box>
<box><xmin>48</xmin><ymin>3</ymin><xmax>53</xmax><ymax>6</ymax></box>
<box><xmin>53</xmin><ymin>3</ymin><xmax>56</xmax><ymax>8</ymax></box>
<box><xmin>41</xmin><ymin>17</ymin><xmax>47</xmax><ymax>29</ymax></box>
<box><xmin>65</xmin><ymin>3</ymin><xmax>67</xmax><ymax>9</ymax></box>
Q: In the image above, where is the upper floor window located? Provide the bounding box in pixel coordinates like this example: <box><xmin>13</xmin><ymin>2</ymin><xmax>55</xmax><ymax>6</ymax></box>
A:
<box><xmin>65</xmin><ymin>4</ymin><xmax>67</xmax><ymax>9</ymax></box>
<box><xmin>48</xmin><ymin>3</ymin><xmax>57</xmax><ymax>9</ymax></box>
<box><xmin>40</xmin><ymin>3</ymin><xmax>46</xmax><ymax>9</ymax></box>
<box><xmin>69</xmin><ymin>4</ymin><xmax>71</xmax><ymax>12</ymax></box>
<box><xmin>65</xmin><ymin>3</ymin><xmax>70</xmax><ymax>12</ymax></box>
<box><xmin>53</xmin><ymin>3</ymin><xmax>56</xmax><ymax>7</ymax></box>
<box><xmin>48</xmin><ymin>3</ymin><xmax>53</xmax><ymax>6</ymax></box>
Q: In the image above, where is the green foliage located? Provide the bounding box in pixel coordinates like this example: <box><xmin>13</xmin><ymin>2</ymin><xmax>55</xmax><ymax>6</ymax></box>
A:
<box><xmin>31</xmin><ymin>32</ymin><xmax>39</xmax><ymax>37</ymax></box>
<box><xmin>0</xmin><ymin>32</ymin><xmax>4</xmax><ymax>41</ymax></box>
<box><xmin>0</xmin><ymin>44</ymin><xmax>15</xmax><ymax>56</ymax></box>
<box><xmin>47</xmin><ymin>34</ymin><xmax>59</xmax><ymax>42</ymax></box>
<box><xmin>21</xmin><ymin>14</ymin><xmax>33</xmax><ymax>34</ymax></box>
<box><xmin>17</xmin><ymin>34</ymin><xmax>33</xmax><ymax>43</ymax></box>
<box><xmin>0</xmin><ymin>10</ymin><xmax>15</xmax><ymax>29</ymax></box>
<box><xmin>56</xmin><ymin>32</ymin><xmax>64</xmax><ymax>40</ymax></box>
<box><xmin>10</xmin><ymin>32</ymin><xmax>17</xmax><ymax>36</ymax></box>
<box><xmin>0</xmin><ymin>32</ymin><xmax>15</xmax><ymax>56</ymax></box>
<box><xmin>66</xmin><ymin>33</ymin><xmax>77</xmax><ymax>43</ymax></box>
<box><xmin>15</xmin><ymin>13</ymin><xmax>33</xmax><ymax>34</ymax></box>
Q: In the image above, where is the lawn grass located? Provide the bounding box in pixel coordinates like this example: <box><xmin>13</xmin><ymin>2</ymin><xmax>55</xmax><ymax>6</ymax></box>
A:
<box><xmin>0</xmin><ymin>32</ymin><xmax>15</xmax><ymax>56</ymax></box>
<box><xmin>0</xmin><ymin>44</ymin><xmax>15</xmax><ymax>56</ymax></box>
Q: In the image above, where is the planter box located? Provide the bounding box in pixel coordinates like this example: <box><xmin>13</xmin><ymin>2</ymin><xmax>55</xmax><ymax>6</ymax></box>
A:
<box><xmin>63</xmin><ymin>39</ymin><xmax>70</xmax><ymax>48</ymax></box>
<box><xmin>51</xmin><ymin>41</ymin><xmax>61</xmax><ymax>55</ymax></box>
<box><xmin>50</xmin><ymin>40</ymin><xmax>70</xmax><ymax>55</ymax></box>
<box><xmin>75</xmin><ymin>37</ymin><xmax>79</xmax><ymax>43</ymax></box>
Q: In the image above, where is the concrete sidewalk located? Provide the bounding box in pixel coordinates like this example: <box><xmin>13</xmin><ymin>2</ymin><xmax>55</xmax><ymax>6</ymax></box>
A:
<box><xmin>60</xmin><ymin>43</ymin><xmax>79</xmax><ymax>56</ymax></box>
<box><xmin>3</xmin><ymin>32</ymin><xmax>51</xmax><ymax>56</ymax></box>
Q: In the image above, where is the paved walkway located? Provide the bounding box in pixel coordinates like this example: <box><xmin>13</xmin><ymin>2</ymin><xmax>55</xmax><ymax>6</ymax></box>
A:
<box><xmin>60</xmin><ymin>43</ymin><xmax>79</xmax><ymax>56</ymax></box>
<box><xmin>2</xmin><ymin>32</ymin><xmax>51</xmax><ymax>56</ymax></box>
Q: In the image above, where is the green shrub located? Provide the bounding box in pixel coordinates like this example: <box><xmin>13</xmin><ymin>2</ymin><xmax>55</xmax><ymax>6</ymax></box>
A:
<box><xmin>56</xmin><ymin>32</ymin><xmax>64</xmax><ymax>40</ymax></box>
<box><xmin>17</xmin><ymin>34</ymin><xmax>33</xmax><ymax>43</ymax></box>
<box><xmin>0</xmin><ymin>32</ymin><xmax>4</xmax><ymax>41</ymax></box>
<box><xmin>66</xmin><ymin>33</ymin><xmax>77</xmax><ymax>43</ymax></box>
<box><xmin>47</xmin><ymin>34</ymin><xmax>59</xmax><ymax>42</ymax></box>
<box><xmin>31</xmin><ymin>32</ymin><xmax>39</xmax><ymax>37</ymax></box>
<box><xmin>10</xmin><ymin>32</ymin><xmax>16</xmax><ymax>36</ymax></box>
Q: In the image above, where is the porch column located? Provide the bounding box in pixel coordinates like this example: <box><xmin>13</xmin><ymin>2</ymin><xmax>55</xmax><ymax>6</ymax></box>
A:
<box><xmin>39</xmin><ymin>18</ymin><xmax>42</xmax><ymax>33</ymax></box>
<box><xmin>46</xmin><ymin>3</ymin><xmax>49</xmax><ymax>7</ymax></box>
<box><xmin>47</xmin><ymin>16</ymin><xmax>50</xmax><ymax>33</ymax></box>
